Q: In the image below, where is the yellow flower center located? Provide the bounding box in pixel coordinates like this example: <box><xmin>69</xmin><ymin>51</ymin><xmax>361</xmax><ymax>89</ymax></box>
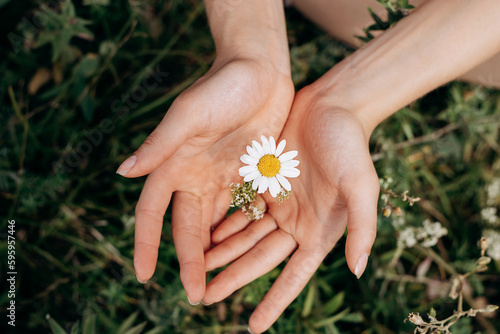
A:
<box><xmin>258</xmin><ymin>154</ymin><xmax>281</xmax><ymax>177</ymax></box>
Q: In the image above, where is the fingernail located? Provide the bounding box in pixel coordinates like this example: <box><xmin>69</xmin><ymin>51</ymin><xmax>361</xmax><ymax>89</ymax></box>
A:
<box><xmin>116</xmin><ymin>155</ymin><xmax>137</xmax><ymax>176</ymax></box>
<box><xmin>247</xmin><ymin>327</ymin><xmax>255</xmax><ymax>334</ymax></box>
<box><xmin>201</xmin><ymin>300</ymin><xmax>212</xmax><ymax>306</ymax></box>
<box><xmin>187</xmin><ymin>296</ymin><xmax>200</xmax><ymax>306</ymax></box>
<box><xmin>136</xmin><ymin>274</ymin><xmax>148</xmax><ymax>284</ymax></box>
<box><xmin>355</xmin><ymin>253</ymin><xmax>369</xmax><ymax>279</ymax></box>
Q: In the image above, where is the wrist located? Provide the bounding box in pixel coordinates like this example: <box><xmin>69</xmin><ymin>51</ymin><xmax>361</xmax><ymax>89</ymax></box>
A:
<box><xmin>303</xmin><ymin>72</ymin><xmax>378</xmax><ymax>140</ymax></box>
<box><xmin>205</xmin><ymin>0</ymin><xmax>290</xmax><ymax>76</ymax></box>
<box><xmin>304</xmin><ymin>0</ymin><xmax>500</xmax><ymax>139</ymax></box>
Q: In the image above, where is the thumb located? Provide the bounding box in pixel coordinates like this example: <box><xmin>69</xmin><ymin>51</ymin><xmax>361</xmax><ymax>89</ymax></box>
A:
<box><xmin>341</xmin><ymin>167</ymin><xmax>380</xmax><ymax>279</ymax></box>
<box><xmin>116</xmin><ymin>105</ymin><xmax>195</xmax><ymax>178</ymax></box>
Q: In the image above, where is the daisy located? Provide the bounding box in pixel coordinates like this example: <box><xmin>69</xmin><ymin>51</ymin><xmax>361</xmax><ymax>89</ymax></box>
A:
<box><xmin>238</xmin><ymin>135</ymin><xmax>300</xmax><ymax>197</ymax></box>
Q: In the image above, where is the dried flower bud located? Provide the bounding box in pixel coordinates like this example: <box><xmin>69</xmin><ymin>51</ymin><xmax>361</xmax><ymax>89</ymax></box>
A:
<box><xmin>476</xmin><ymin>265</ymin><xmax>488</xmax><ymax>272</ymax></box>
<box><xmin>477</xmin><ymin>256</ymin><xmax>491</xmax><ymax>267</ymax></box>
<box><xmin>428</xmin><ymin>308</ymin><xmax>436</xmax><ymax>319</ymax></box>
<box><xmin>383</xmin><ymin>206</ymin><xmax>392</xmax><ymax>217</ymax></box>
<box><xmin>393</xmin><ymin>207</ymin><xmax>403</xmax><ymax>216</ymax></box>
<box><xmin>449</xmin><ymin>277</ymin><xmax>461</xmax><ymax>299</ymax></box>
<box><xmin>480</xmin><ymin>237</ymin><xmax>488</xmax><ymax>256</ymax></box>
<box><xmin>407</xmin><ymin>312</ymin><xmax>425</xmax><ymax>325</ymax></box>
<box><xmin>408</xmin><ymin>197</ymin><xmax>421</xmax><ymax>206</ymax></box>
<box><xmin>485</xmin><ymin>305</ymin><xmax>499</xmax><ymax>312</ymax></box>
<box><xmin>402</xmin><ymin>191</ymin><xmax>409</xmax><ymax>201</ymax></box>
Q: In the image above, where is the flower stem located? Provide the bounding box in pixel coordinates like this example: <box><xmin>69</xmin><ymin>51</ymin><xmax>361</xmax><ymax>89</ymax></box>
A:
<box><xmin>415</xmin><ymin>244</ymin><xmax>458</xmax><ymax>276</ymax></box>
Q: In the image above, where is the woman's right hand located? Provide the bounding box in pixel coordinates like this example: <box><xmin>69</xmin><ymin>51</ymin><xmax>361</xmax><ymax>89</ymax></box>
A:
<box><xmin>121</xmin><ymin>55</ymin><xmax>294</xmax><ymax>304</ymax></box>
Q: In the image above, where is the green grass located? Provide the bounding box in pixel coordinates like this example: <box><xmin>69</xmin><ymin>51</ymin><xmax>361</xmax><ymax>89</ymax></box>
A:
<box><xmin>1</xmin><ymin>1</ymin><xmax>499</xmax><ymax>333</ymax></box>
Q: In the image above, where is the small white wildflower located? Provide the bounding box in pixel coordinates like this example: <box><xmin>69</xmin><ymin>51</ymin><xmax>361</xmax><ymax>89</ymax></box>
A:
<box><xmin>486</xmin><ymin>178</ymin><xmax>500</xmax><ymax>205</ymax></box>
<box><xmin>483</xmin><ymin>229</ymin><xmax>500</xmax><ymax>260</ymax></box>
<box><xmin>398</xmin><ymin>220</ymin><xmax>447</xmax><ymax>248</ymax></box>
<box><xmin>230</xmin><ymin>182</ymin><xmax>257</xmax><ymax>208</ymax></box>
<box><xmin>251</xmin><ymin>205</ymin><xmax>264</xmax><ymax>220</ymax></box>
<box><xmin>424</xmin><ymin>219</ymin><xmax>448</xmax><ymax>237</ymax></box>
<box><xmin>391</xmin><ymin>215</ymin><xmax>405</xmax><ymax>229</ymax></box>
<box><xmin>398</xmin><ymin>227</ymin><xmax>417</xmax><ymax>248</ymax></box>
<box><xmin>277</xmin><ymin>188</ymin><xmax>291</xmax><ymax>204</ymax></box>
<box><xmin>379</xmin><ymin>177</ymin><xmax>393</xmax><ymax>189</ymax></box>
<box><xmin>419</xmin><ymin>220</ymin><xmax>447</xmax><ymax>248</ymax></box>
<box><xmin>481</xmin><ymin>207</ymin><xmax>499</xmax><ymax>226</ymax></box>
<box><xmin>415</xmin><ymin>226</ymin><xmax>428</xmax><ymax>240</ymax></box>
<box><xmin>241</xmin><ymin>203</ymin><xmax>264</xmax><ymax>221</ymax></box>
<box><xmin>421</xmin><ymin>236</ymin><xmax>439</xmax><ymax>248</ymax></box>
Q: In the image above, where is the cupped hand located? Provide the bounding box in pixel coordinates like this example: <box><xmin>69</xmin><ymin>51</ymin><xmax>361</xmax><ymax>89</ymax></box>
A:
<box><xmin>203</xmin><ymin>87</ymin><xmax>380</xmax><ymax>333</ymax></box>
<box><xmin>119</xmin><ymin>57</ymin><xmax>294</xmax><ymax>304</ymax></box>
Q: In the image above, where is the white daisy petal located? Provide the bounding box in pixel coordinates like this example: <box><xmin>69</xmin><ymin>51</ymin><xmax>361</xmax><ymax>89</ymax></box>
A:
<box><xmin>247</xmin><ymin>145</ymin><xmax>259</xmax><ymax>159</ymax></box>
<box><xmin>238</xmin><ymin>136</ymin><xmax>299</xmax><ymax>197</ymax></box>
<box><xmin>239</xmin><ymin>165</ymin><xmax>258</xmax><ymax>177</ymax></box>
<box><xmin>279</xmin><ymin>168</ymin><xmax>300</xmax><ymax>178</ymax></box>
<box><xmin>258</xmin><ymin>176</ymin><xmax>269</xmax><ymax>194</ymax></box>
<box><xmin>275</xmin><ymin>140</ymin><xmax>286</xmax><ymax>156</ymax></box>
<box><xmin>252</xmin><ymin>140</ymin><xmax>264</xmax><ymax>156</ymax></box>
<box><xmin>276</xmin><ymin>174</ymin><xmax>291</xmax><ymax>191</ymax></box>
<box><xmin>269</xmin><ymin>136</ymin><xmax>276</xmax><ymax>155</ymax></box>
<box><xmin>244</xmin><ymin>170</ymin><xmax>261</xmax><ymax>182</ymax></box>
<box><xmin>261</xmin><ymin>136</ymin><xmax>270</xmax><ymax>154</ymax></box>
<box><xmin>269</xmin><ymin>177</ymin><xmax>280</xmax><ymax>197</ymax></box>
<box><xmin>279</xmin><ymin>150</ymin><xmax>298</xmax><ymax>162</ymax></box>
<box><xmin>240</xmin><ymin>154</ymin><xmax>258</xmax><ymax>165</ymax></box>
<box><xmin>252</xmin><ymin>174</ymin><xmax>261</xmax><ymax>190</ymax></box>
<box><xmin>281</xmin><ymin>160</ymin><xmax>300</xmax><ymax>168</ymax></box>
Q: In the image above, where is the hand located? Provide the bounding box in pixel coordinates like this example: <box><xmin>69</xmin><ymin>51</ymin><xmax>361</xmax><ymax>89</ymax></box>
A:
<box><xmin>119</xmin><ymin>57</ymin><xmax>294</xmax><ymax>304</ymax></box>
<box><xmin>202</xmin><ymin>87</ymin><xmax>380</xmax><ymax>333</ymax></box>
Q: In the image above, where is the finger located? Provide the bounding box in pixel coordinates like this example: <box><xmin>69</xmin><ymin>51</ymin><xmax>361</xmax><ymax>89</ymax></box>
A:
<box><xmin>341</xmin><ymin>165</ymin><xmax>380</xmax><ymax>279</ymax></box>
<box><xmin>211</xmin><ymin>195</ymin><xmax>267</xmax><ymax>244</ymax></box>
<box><xmin>201</xmin><ymin>197</ymin><xmax>214</xmax><ymax>252</ymax></box>
<box><xmin>134</xmin><ymin>170</ymin><xmax>174</xmax><ymax>283</ymax></box>
<box><xmin>171</xmin><ymin>191</ymin><xmax>206</xmax><ymax>304</ymax></box>
<box><xmin>203</xmin><ymin>229</ymin><xmax>296</xmax><ymax>305</ymax></box>
<box><xmin>117</xmin><ymin>103</ymin><xmax>196</xmax><ymax>178</ymax></box>
<box><xmin>205</xmin><ymin>215</ymin><xmax>278</xmax><ymax>271</ymax></box>
<box><xmin>211</xmin><ymin>190</ymin><xmax>231</xmax><ymax>228</ymax></box>
<box><xmin>211</xmin><ymin>210</ymin><xmax>249</xmax><ymax>245</ymax></box>
<box><xmin>248</xmin><ymin>248</ymin><xmax>325</xmax><ymax>334</ymax></box>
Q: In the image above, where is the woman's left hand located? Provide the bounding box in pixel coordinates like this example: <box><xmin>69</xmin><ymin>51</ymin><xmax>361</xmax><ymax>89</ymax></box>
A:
<box><xmin>202</xmin><ymin>87</ymin><xmax>380</xmax><ymax>333</ymax></box>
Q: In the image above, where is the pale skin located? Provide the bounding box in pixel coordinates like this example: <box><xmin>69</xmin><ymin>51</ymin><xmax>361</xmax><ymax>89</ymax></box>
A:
<box><xmin>116</xmin><ymin>0</ymin><xmax>500</xmax><ymax>332</ymax></box>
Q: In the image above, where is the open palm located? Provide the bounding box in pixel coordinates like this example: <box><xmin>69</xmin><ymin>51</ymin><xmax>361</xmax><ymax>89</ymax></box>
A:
<box><xmin>203</xmin><ymin>89</ymin><xmax>380</xmax><ymax>333</ymax></box>
<box><xmin>123</xmin><ymin>58</ymin><xmax>294</xmax><ymax>304</ymax></box>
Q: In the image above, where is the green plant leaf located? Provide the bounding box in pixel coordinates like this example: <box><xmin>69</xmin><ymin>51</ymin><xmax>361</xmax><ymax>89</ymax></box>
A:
<box><xmin>70</xmin><ymin>321</ymin><xmax>80</xmax><ymax>334</ymax></box>
<box><xmin>302</xmin><ymin>281</ymin><xmax>316</xmax><ymax>317</ymax></box>
<box><xmin>144</xmin><ymin>327</ymin><xmax>167</xmax><ymax>334</ymax></box>
<box><xmin>46</xmin><ymin>314</ymin><xmax>67</xmax><ymax>334</ymax></box>
<box><xmin>313</xmin><ymin>308</ymin><xmax>351</xmax><ymax>328</ymax></box>
<box><xmin>63</xmin><ymin>0</ymin><xmax>76</xmax><ymax>17</ymax></box>
<box><xmin>368</xmin><ymin>7</ymin><xmax>389</xmax><ymax>29</ymax></box>
<box><xmin>324</xmin><ymin>292</ymin><xmax>344</xmax><ymax>315</ymax></box>
<box><xmin>340</xmin><ymin>312</ymin><xmax>364</xmax><ymax>323</ymax></box>
<box><xmin>82</xmin><ymin>310</ymin><xmax>96</xmax><ymax>334</ymax></box>
<box><xmin>116</xmin><ymin>311</ymin><xmax>140</xmax><ymax>334</ymax></box>
<box><xmin>123</xmin><ymin>321</ymin><xmax>147</xmax><ymax>334</ymax></box>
